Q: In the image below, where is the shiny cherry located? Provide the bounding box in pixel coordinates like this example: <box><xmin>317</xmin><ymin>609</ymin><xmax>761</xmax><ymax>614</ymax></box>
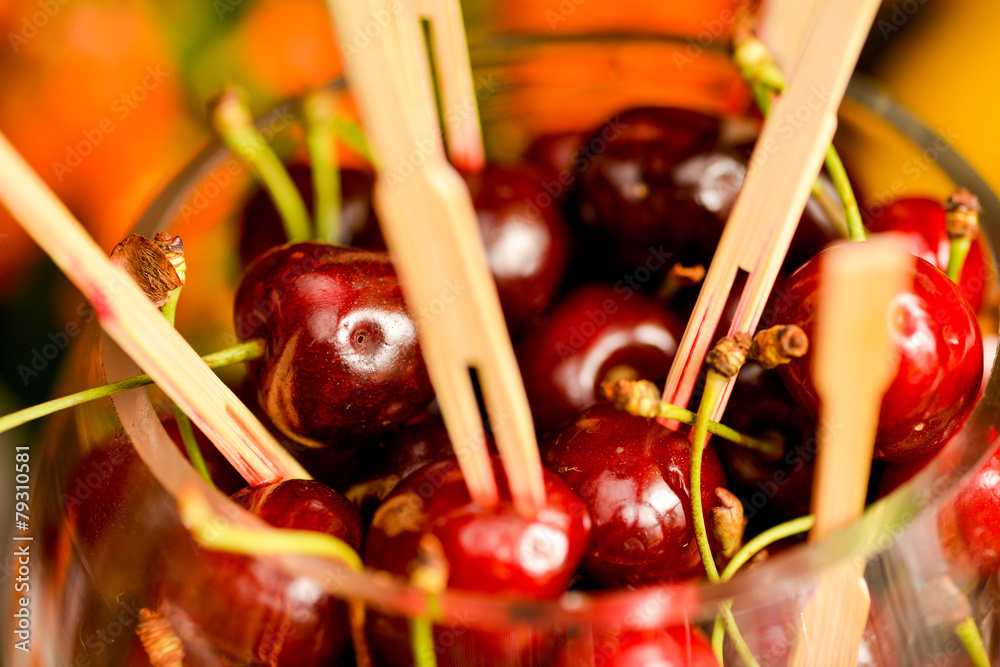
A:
<box><xmin>673</xmin><ymin>145</ymin><xmax>844</xmax><ymax>269</ymax></box>
<box><xmin>465</xmin><ymin>162</ymin><xmax>571</xmax><ymax>333</ymax></box>
<box><xmin>233</xmin><ymin>242</ymin><xmax>434</xmax><ymax>450</ymax></box>
<box><xmin>363</xmin><ymin>456</ymin><xmax>591</xmax><ymax>666</ymax></box>
<box><xmin>156</xmin><ymin>479</ymin><xmax>363</xmax><ymax>665</ymax></box>
<box><xmin>866</xmin><ymin>196</ymin><xmax>988</xmax><ymax>313</ymax></box>
<box><xmin>542</xmin><ymin>404</ymin><xmax>727</xmax><ymax>586</ymax></box>
<box><xmin>941</xmin><ymin>442</ymin><xmax>1000</xmax><ymax>577</ymax></box>
<box><xmin>555</xmin><ymin>625</ymin><xmax>718</xmax><ymax>667</ymax></box>
<box><xmin>575</xmin><ymin>106</ymin><xmax>720</xmax><ymax>267</ymax></box>
<box><xmin>768</xmin><ymin>249</ymin><xmax>983</xmax><ymax>462</ymax></box>
<box><xmin>516</xmin><ymin>284</ymin><xmax>684</xmax><ymax>436</ymax></box>
<box><xmin>238</xmin><ymin>164</ymin><xmax>383</xmax><ymax>266</ymax></box>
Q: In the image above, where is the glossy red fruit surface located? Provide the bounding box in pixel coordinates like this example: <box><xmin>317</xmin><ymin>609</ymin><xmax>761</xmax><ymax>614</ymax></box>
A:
<box><xmin>575</xmin><ymin>106</ymin><xmax>720</xmax><ymax>267</ymax></box>
<box><xmin>542</xmin><ymin>404</ymin><xmax>727</xmax><ymax>586</ymax></box>
<box><xmin>364</xmin><ymin>456</ymin><xmax>591</xmax><ymax>666</ymax></box>
<box><xmin>866</xmin><ymin>196</ymin><xmax>988</xmax><ymax>313</ymax></box>
<box><xmin>948</xmin><ymin>444</ymin><xmax>1000</xmax><ymax>577</ymax></box>
<box><xmin>465</xmin><ymin>162</ymin><xmax>571</xmax><ymax>332</ymax></box>
<box><xmin>770</xmin><ymin>250</ymin><xmax>983</xmax><ymax>462</ymax></box>
<box><xmin>517</xmin><ymin>284</ymin><xmax>684</xmax><ymax>436</ymax></box>
<box><xmin>233</xmin><ymin>242</ymin><xmax>434</xmax><ymax>450</ymax></box>
<box><xmin>157</xmin><ymin>479</ymin><xmax>363</xmax><ymax>666</ymax></box>
<box><xmin>238</xmin><ymin>164</ymin><xmax>382</xmax><ymax>266</ymax></box>
<box><xmin>555</xmin><ymin>625</ymin><xmax>718</xmax><ymax>667</ymax></box>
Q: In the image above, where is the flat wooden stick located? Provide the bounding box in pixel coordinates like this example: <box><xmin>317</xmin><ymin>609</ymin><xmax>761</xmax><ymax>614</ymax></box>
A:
<box><xmin>789</xmin><ymin>238</ymin><xmax>912</xmax><ymax>666</ymax></box>
<box><xmin>661</xmin><ymin>0</ymin><xmax>882</xmax><ymax>423</ymax></box>
<box><xmin>756</xmin><ymin>0</ymin><xmax>825</xmax><ymax>79</ymax></box>
<box><xmin>0</xmin><ymin>132</ymin><xmax>308</xmax><ymax>487</ymax></box>
<box><xmin>327</xmin><ymin>0</ymin><xmax>546</xmax><ymax>516</ymax></box>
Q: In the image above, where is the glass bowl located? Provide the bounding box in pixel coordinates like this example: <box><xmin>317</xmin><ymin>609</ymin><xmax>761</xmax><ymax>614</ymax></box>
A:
<box><xmin>11</xmin><ymin>27</ymin><xmax>1000</xmax><ymax>667</ymax></box>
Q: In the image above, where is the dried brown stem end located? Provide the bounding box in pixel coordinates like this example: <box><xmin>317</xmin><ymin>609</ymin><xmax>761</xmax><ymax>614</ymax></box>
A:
<box><xmin>409</xmin><ymin>533</ymin><xmax>450</xmax><ymax>595</ymax></box>
<box><xmin>109</xmin><ymin>234</ymin><xmax>184</xmax><ymax>307</ymax></box>
<box><xmin>601</xmin><ymin>378</ymin><xmax>661</xmax><ymax>418</ymax></box>
<box><xmin>705</xmin><ymin>334</ymin><xmax>752</xmax><ymax>378</ymax></box>
<box><xmin>751</xmin><ymin>325</ymin><xmax>809</xmax><ymax>369</ymax></box>
<box><xmin>711</xmin><ymin>487</ymin><xmax>747</xmax><ymax>559</ymax></box>
<box><xmin>137</xmin><ymin>608</ymin><xmax>184</xmax><ymax>667</ymax></box>
<box><xmin>658</xmin><ymin>263</ymin><xmax>706</xmax><ymax>300</ymax></box>
<box><xmin>945</xmin><ymin>188</ymin><xmax>981</xmax><ymax>240</ymax></box>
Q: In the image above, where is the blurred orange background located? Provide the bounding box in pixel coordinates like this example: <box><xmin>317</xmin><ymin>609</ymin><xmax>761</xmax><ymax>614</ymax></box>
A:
<box><xmin>0</xmin><ymin>0</ymin><xmax>993</xmax><ymax>407</ymax></box>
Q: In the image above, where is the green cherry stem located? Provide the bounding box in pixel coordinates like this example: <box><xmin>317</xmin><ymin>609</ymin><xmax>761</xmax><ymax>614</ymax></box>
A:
<box><xmin>823</xmin><ymin>144</ymin><xmax>865</xmax><ymax>242</ymax></box>
<box><xmin>955</xmin><ymin>617</ymin><xmax>990</xmax><ymax>667</ymax></box>
<box><xmin>948</xmin><ymin>237</ymin><xmax>973</xmax><ymax>283</ymax></box>
<box><xmin>211</xmin><ymin>87</ymin><xmax>312</xmax><ymax>243</ymax></box>
<box><xmin>603</xmin><ymin>379</ymin><xmax>783</xmax><ymax>458</ymax></box>
<box><xmin>0</xmin><ymin>339</ymin><xmax>265</xmax><ymax>436</ymax></box>
<box><xmin>692</xmin><ymin>338</ymin><xmax>759</xmax><ymax>667</ymax></box>
<box><xmin>710</xmin><ymin>514</ymin><xmax>816</xmax><ymax>659</ymax></box>
<box><xmin>179</xmin><ymin>490</ymin><xmax>363</xmax><ymax>571</ymax></box>
<box><xmin>159</xmin><ymin>288</ymin><xmax>212</xmax><ymax>485</ymax></box>
<box><xmin>303</xmin><ymin>89</ymin><xmax>342</xmax><ymax>245</ymax></box>
<box><xmin>410</xmin><ymin>616</ymin><xmax>438</xmax><ymax>667</ymax></box>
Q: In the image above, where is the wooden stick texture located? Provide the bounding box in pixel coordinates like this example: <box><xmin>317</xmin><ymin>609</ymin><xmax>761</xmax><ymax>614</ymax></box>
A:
<box><xmin>327</xmin><ymin>0</ymin><xmax>546</xmax><ymax>516</ymax></box>
<box><xmin>661</xmin><ymin>0</ymin><xmax>882</xmax><ymax>423</ymax></box>
<box><xmin>0</xmin><ymin>131</ymin><xmax>308</xmax><ymax>486</ymax></box>
<box><xmin>756</xmin><ymin>0</ymin><xmax>825</xmax><ymax>79</ymax></box>
<box><xmin>789</xmin><ymin>238</ymin><xmax>912</xmax><ymax>666</ymax></box>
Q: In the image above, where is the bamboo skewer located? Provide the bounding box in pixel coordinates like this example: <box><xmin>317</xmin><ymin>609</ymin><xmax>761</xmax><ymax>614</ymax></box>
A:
<box><xmin>756</xmin><ymin>0</ymin><xmax>825</xmax><ymax>79</ymax></box>
<box><xmin>326</xmin><ymin>0</ymin><xmax>545</xmax><ymax>517</ymax></box>
<box><xmin>660</xmin><ymin>0</ymin><xmax>882</xmax><ymax>424</ymax></box>
<box><xmin>788</xmin><ymin>237</ymin><xmax>912</xmax><ymax>666</ymax></box>
<box><xmin>0</xmin><ymin>132</ymin><xmax>309</xmax><ymax>487</ymax></box>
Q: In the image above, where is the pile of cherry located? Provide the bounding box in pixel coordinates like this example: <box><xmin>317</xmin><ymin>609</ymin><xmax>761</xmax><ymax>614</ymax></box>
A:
<box><xmin>67</xmin><ymin>104</ymin><xmax>997</xmax><ymax>666</ymax></box>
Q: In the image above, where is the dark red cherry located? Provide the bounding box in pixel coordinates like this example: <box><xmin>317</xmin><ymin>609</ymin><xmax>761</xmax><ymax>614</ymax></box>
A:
<box><xmin>542</xmin><ymin>404</ymin><xmax>727</xmax><ymax>586</ymax></box>
<box><xmin>464</xmin><ymin>162</ymin><xmax>571</xmax><ymax>333</ymax></box>
<box><xmin>673</xmin><ymin>145</ymin><xmax>844</xmax><ymax>269</ymax></box>
<box><xmin>522</xmin><ymin>129</ymin><xmax>590</xmax><ymax>197</ymax></box>
<box><xmin>346</xmin><ymin>420</ymin><xmax>458</xmax><ymax>522</ymax></box>
<box><xmin>555</xmin><ymin>625</ymin><xmax>718</xmax><ymax>667</ymax></box>
<box><xmin>157</xmin><ymin>479</ymin><xmax>363</xmax><ymax>665</ymax></box>
<box><xmin>769</xmin><ymin>249</ymin><xmax>983</xmax><ymax>462</ymax></box>
<box><xmin>161</xmin><ymin>417</ymin><xmax>246</xmax><ymax>495</ymax></box>
<box><xmin>942</xmin><ymin>442</ymin><xmax>1000</xmax><ymax>577</ymax></box>
<box><xmin>575</xmin><ymin>106</ymin><xmax>720</xmax><ymax>267</ymax></box>
<box><xmin>866</xmin><ymin>197</ymin><xmax>988</xmax><ymax>312</ymax></box>
<box><xmin>233</xmin><ymin>242</ymin><xmax>434</xmax><ymax>450</ymax></box>
<box><xmin>517</xmin><ymin>284</ymin><xmax>684</xmax><ymax>436</ymax></box>
<box><xmin>718</xmin><ymin>363</ymin><xmax>816</xmax><ymax>524</ymax></box>
<box><xmin>363</xmin><ymin>456</ymin><xmax>591</xmax><ymax>666</ymax></box>
<box><xmin>238</xmin><ymin>164</ymin><xmax>384</xmax><ymax>266</ymax></box>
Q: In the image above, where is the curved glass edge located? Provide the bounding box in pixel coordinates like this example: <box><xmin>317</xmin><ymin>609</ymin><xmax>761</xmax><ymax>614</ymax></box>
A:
<box><xmin>83</xmin><ymin>73</ymin><xmax>1000</xmax><ymax>632</ymax></box>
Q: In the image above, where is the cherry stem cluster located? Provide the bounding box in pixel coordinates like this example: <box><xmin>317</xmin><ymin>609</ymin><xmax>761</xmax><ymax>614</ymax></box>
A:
<box><xmin>0</xmin><ymin>339</ymin><xmax>265</xmax><ymax>436</ymax></box>
<box><xmin>734</xmin><ymin>30</ymin><xmax>866</xmax><ymax>243</ymax></box>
